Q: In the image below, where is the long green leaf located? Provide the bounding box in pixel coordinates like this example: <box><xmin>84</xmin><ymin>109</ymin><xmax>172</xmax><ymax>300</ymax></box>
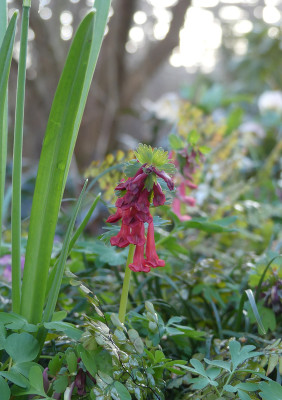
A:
<box><xmin>12</xmin><ymin>4</ymin><xmax>30</xmax><ymax>314</ymax></box>
<box><xmin>0</xmin><ymin>12</ymin><xmax>18</xmax><ymax>248</ymax></box>
<box><xmin>255</xmin><ymin>255</ymin><xmax>282</xmax><ymax>302</ymax></box>
<box><xmin>45</xmin><ymin>192</ymin><xmax>101</xmax><ymax>296</ymax></box>
<box><xmin>20</xmin><ymin>3</ymin><xmax>110</xmax><ymax>324</ymax></box>
<box><xmin>43</xmin><ymin>180</ymin><xmax>88</xmax><ymax>323</ymax></box>
<box><xmin>245</xmin><ymin>289</ymin><xmax>266</xmax><ymax>335</ymax></box>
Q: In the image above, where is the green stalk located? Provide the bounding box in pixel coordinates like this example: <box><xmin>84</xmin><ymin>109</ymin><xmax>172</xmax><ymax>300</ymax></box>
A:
<box><xmin>118</xmin><ymin>244</ymin><xmax>135</xmax><ymax>324</ymax></box>
<box><xmin>11</xmin><ymin>3</ymin><xmax>30</xmax><ymax>313</ymax></box>
<box><xmin>0</xmin><ymin>0</ymin><xmax>8</xmax><ymax>249</ymax></box>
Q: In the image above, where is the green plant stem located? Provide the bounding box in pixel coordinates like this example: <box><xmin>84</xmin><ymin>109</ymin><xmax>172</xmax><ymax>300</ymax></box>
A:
<box><xmin>0</xmin><ymin>0</ymin><xmax>8</xmax><ymax>250</ymax></box>
<box><xmin>11</xmin><ymin>4</ymin><xmax>30</xmax><ymax>314</ymax></box>
<box><xmin>118</xmin><ymin>244</ymin><xmax>135</xmax><ymax>324</ymax></box>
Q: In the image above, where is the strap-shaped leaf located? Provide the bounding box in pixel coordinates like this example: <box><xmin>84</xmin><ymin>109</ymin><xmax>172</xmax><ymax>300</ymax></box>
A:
<box><xmin>20</xmin><ymin>1</ymin><xmax>111</xmax><ymax>324</ymax></box>
<box><xmin>0</xmin><ymin>12</ymin><xmax>18</xmax><ymax>247</ymax></box>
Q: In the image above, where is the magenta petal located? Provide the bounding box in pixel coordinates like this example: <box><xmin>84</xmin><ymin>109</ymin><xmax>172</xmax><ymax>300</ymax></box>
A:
<box><xmin>153</xmin><ymin>183</ymin><xmax>166</xmax><ymax>206</ymax></box>
<box><xmin>110</xmin><ymin>223</ymin><xmax>130</xmax><ymax>248</ymax></box>
<box><xmin>128</xmin><ymin>222</ymin><xmax>146</xmax><ymax>246</ymax></box>
<box><xmin>129</xmin><ymin>245</ymin><xmax>150</xmax><ymax>273</ymax></box>
<box><xmin>144</xmin><ymin>221</ymin><xmax>165</xmax><ymax>269</ymax></box>
<box><xmin>152</xmin><ymin>167</ymin><xmax>174</xmax><ymax>191</ymax></box>
<box><xmin>106</xmin><ymin>207</ymin><xmax>122</xmax><ymax>223</ymax></box>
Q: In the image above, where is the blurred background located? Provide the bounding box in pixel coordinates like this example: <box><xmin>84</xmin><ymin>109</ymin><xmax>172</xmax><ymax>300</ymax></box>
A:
<box><xmin>6</xmin><ymin>0</ymin><xmax>282</xmax><ymax>171</ymax></box>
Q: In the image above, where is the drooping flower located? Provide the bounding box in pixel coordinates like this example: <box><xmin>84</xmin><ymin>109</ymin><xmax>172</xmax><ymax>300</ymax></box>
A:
<box><xmin>129</xmin><ymin>244</ymin><xmax>150</xmax><ymax>273</ymax></box>
<box><xmin>144</xmin><ymin>221</ymin><xmax>165</xmax><ymax>269</ymax></box>
<box><xmin>107</xmin><ymin>145</ymin><xmax>175</xmax><ymax>273</ymax></box>
<box><xmin>170</xmin><ymin>147</ymin><xmax>204</xmax><ymax>221</ymax></box>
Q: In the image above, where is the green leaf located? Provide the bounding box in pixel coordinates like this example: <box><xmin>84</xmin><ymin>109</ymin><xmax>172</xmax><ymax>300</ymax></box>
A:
<box><xmin>259</xmin><ymin>381</ymin><xmax>282</xmax><ymax>400</ymax></box>
<box><xmin>52</xmin><ymin>311</ymin><xmax>67</xmax><ymax>322</ymax></box>
<box><xmin>43</xmin><ymin>180</ymin><xmax>88</xmax><ymax>323</ymax></box>
<box><xmin>266</xmin><ymin>354</ymin><xmax>279</xmax><ymax>376</ymax></box>
<box><xmin>0</xmin><ymin>322</ymin><xmax>6</xmax><ymax>349</ymax></box>
<box><xmin>78</xmin><ymin>345</ymin><xmax>98</xmax><ymax>376</ymax></box>
<box><xmin>206</xmin><ymin>367</ymin><xmax>220</xmax><ymax>380</ymax></box>
<box><xmin>225</xmin><ymin>107</ymin><xmax>243</xmax><ymax>135</ymax></box>
<box><xmin>237</xmin><ymin>389</ymin><xmax>252</xmax><ymax>400</ymax></box>
<box><xmin>190</xmin><ymin>359</ymin><xmax>207</xmax><ymax>377</ymax></box>
<box><xmin>128</xmin><ymin>329</ymin><xmax>144</xmax><ymax>354</ymax></box>
<box><xmin>12</xmin><ymin>362</ymin><xmax>39</xmax><ymax>379</ymax></box>
<box><xmin>92</xmin><ymin>240</ymin><xmax>128</xmax><ymax>266</ymax></box>
<box><xmin>169</xmin><ymin>134</ymin><xmax>184</xmax><ymax>150</ymax></box>
<box><xmin>189</xmin><ymin>377</ymin><xmax>210</xmax><ymax>390</ymax></box>
<box><xmin>183</xmin><ymin>218</ymin><xmax>236</xmax><ymax>233</ymax></box>
<box><xmin>20</xmin><ymin>0</ymin><xmax>111</xmax><ymax>325</ymax></box>
<box><xmin>0</xmin><ymin>12</ymin><xmax>18</xmax><ymax>249</ymax></box>
<box><xmin>48</xmin><ymin>354</ymin><xmax>63</xmax><ymax>376</ymax></box>
<box><xmin>4</xmin><ymin>332</ymin><xmax>39</xmax><ymax>362</ymax></box>
<box><xmin>187</xmin><ymin>130</ymin><xmax>200</xmax><ymax>145</ymax></box>
<box><xmin>236</xmin><ymin>382</ymin><xmax>259</xmax><ymax>391</ymax></box>
<box><xmin>245</xmin><ymin>289</ymin><xmax>266</xmax><ymax>334</ymax></box>
<box><xmin>0</xmin><ymin>370</ymin><xmax>29</xmax><ymax>388</ymax></box>
<box><xmin>229</xmin><ymin>340</ymin><xmax>262</xmax><ymax>370</ymax></box>
<box><xmin>66</xmin><ymin>350</ymin><xmax>77</xmax><ymax>374</ymax></box>
<box><xmin>28</xmin><ymin>365</ymin><xmax>46</xmax><ymax>396</ymax></box>
<box><xmin>44</xmin><ymin>321</ymin><xmax>82</xmax><ymax>340</ymax></box>
<box><xmin>124</xmin><ymin>160</ymin><xmax>141</xmax><ymax>177</ymax></box>
<box><xmin>204</xmin><ymin>358</ymin><xmax>231</xmax><ymax>372</ymax></box>
<box><xmin>114</xmin><ymin>381</ymin><xmax>132</xmax><ymax>400</ymax></box>
<box><xmin>0</xmin><ymin>376</ymin><xmax>11</xmax><ymax>400</ymax></box>
<box><xmin>53</xmin><ymin>374</ymin><xmax>68</xmax><ymax>393</ymax></box>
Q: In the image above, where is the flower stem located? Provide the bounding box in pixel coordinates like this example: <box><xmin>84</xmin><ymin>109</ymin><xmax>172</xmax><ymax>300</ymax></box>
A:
<box><xmin>118</xmin><ymin>244</ymin><xmax>135</xmax><ymax>324</ymax></box>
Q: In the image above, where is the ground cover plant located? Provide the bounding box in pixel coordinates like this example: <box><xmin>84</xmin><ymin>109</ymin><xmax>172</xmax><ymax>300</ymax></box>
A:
<box><xmin>0</xmin><ymin>0</ymin><xmax>282</xmax><ymax>399</ymax></box>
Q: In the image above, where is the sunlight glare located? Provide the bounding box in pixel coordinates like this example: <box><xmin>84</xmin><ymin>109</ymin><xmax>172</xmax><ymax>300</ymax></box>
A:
<box><xmin>133</xmin><ymin>11</ymin><xmax>147</xmax><ymax>25</ymax></box>
<box><xmin>129</xmin><ymin>26</ymin><xmax>145</xmax><ymax>43</ymax></box>
<box><xmin>154</xmin><ymin>23</ymin><xmax>169</xmax><ymax>40</ymax></box>
<box><xmin>233</xmin><ymin>20</ymin><xmax>253</xmax><ymax>35</ymax></box>
<box><xmin>168</xmin><ymin>7</ymin><xmax>222</xmax><ymax>71</ymax></box>
<box><xmin>262</xmin><ymin>6</ymin><xmax>281</xmax><ymax>24</ymax></box>
<box><xmin>39</xmin><ymin>7</ymin><xmax>52</xmax><ymax>20</ymax></box>
<box><xmin>219</xmin><ymin>6</ymin><xmax>246</xmax><ymax>20</ymax></box>
<box><xmin>60</xmin><ymin>11</ymin><xmax>73</xmax><ymax>25</ymax></box>
<box><xmin>61</xmin><ymin>25</ymin><xmax>73</xmax><ymax>41</ymax></box>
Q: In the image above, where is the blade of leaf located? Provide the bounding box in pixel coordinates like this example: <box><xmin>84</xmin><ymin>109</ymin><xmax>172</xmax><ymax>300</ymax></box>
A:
<box><xmin>11</xmin><ymin>3</ymin><xmax>30</xmax><ymax>314</ymax></box>
<box><xmin>20</xmin><ymin>2</ymin><xmax>110</xmax><ymax>324</ymax></box>
<box><xmin>45</xmin><ymin>192</ymin><xmax>101</xmax><ymax>295</ymax></box>
<box><xmin>245</xmin><ymin>289</ymin><xmax>266</xmax><ymax>335</ymax></box>
<box><xmin>43</xmin><ymin>180</ymin><xmax>88</xmax><ymax>323</ymax></box>
<box><xmin>255</xmin><ymin>255</ymin><xmax>282</xmax><ymax>302</ymax></box>
<box><xmin>0</xmin><ymin>12</ymin><xmax>18</xmax><ymax>249</ymax></box>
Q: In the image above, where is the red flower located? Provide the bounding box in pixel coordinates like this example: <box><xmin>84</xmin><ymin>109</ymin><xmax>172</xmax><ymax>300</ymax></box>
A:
<box><xmin>107</xmin><ymin>160</ymin><xmax>174</xmax><ymax>272</ymax></box>
<box><xmin>106</xmin><ymin>207</ymin><xmax>122</xmax><ymax>223</ymax></box>
<box><xmin>152</xmin><ymin>167</ymin><xmax>174</xmax><ymax>190</ymax></box>
<box><xmin>127</xmin><ymin>222</ymin><xmax>146</xmax><ymax>246</ymax></box>
<box><xmin>129</xmin><ymin>244</ymin><xmax>150</xmax><ymax>273</ymax></box>
<box><xmin>153</xmin><ymin>183</ymin><xmax>166</xmax><ymax>206</ymax></box>
<box><xmin>110</xmin><ymin>222</ymin><xmax>130</xmax><ymax>248</ymax></box>
<box><xmin>144</xmin><ymin>221</ymin><xmax>165</xmax><ymax>268</ymax></box>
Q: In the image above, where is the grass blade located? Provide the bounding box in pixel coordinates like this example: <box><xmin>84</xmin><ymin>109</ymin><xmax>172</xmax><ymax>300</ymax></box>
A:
<box><xmin>11</xmin><ymin>4</ymin><xmax>30</xmax><ymax>313</ymax></box>
<box><xmin>245</xmin><ymin>289</ymin><xmax>266</xmax><ymax>335</ymax></box>
<box><xmin>45</xmin><ymin>192</ymin><xmax>101</xmax><ymax>295</ymax></box>
<box><xmin>0</xmin><ymin>12</ymin><xmax>18</xmax><ymax>248</ymax></box>
<box><xmin>255</xmin><ymin>255</ymin><xmax>282</xmax><ymax>302</ymax></box>
<box><xmin>20</xmin><ymin>8</ymin><xmax>108</xmax><ymax>324</ymax></box>
<box><xmin>43</xmin><ymin>180</ymin><xmax>88</xmax><ymax>323</ymax></box>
